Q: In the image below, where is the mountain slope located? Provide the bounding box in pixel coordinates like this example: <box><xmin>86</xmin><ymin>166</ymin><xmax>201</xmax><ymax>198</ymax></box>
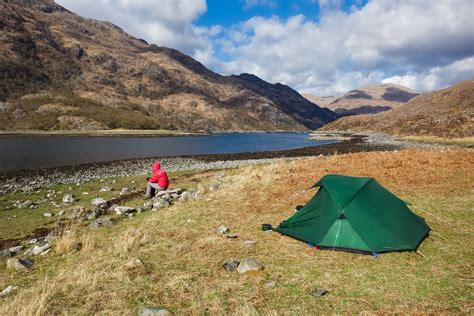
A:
<box><xmin>304</xmin><ymin>84</ymin><xmax>419</xmax><ymax>116</ymax></box>
<box><xmin>0</xmin><ymin>0</ymin><xmax>337</xmax><ymax>131</ymax></box>
<box><xmin>320</xmin><ymin>79</ymin><xmax>474</xmax><ymax>138</ymax></box>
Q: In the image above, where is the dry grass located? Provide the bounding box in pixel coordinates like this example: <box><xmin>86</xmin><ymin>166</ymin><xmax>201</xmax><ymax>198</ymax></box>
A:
<box><xmin>0</xmin><ymin>149</ymin><xmax>473</xmax><ymax>314</ymax></box>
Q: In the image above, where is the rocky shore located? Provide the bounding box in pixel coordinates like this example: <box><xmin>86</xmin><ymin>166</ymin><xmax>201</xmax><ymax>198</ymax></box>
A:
<box><xmin>0</xmin><ymin>133</ymin><xmax>443</xmax><ymax>195</ymax></box>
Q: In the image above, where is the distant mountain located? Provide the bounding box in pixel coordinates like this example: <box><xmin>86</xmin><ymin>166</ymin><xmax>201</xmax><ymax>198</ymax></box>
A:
<box><xmin>304</xmin><ymin>84</ymin><xmax>419</xmax><ymax>116</ymax></box>
<box><xmin>0</xmin><ymin>0</ymin><xmax>338</xmax><ymax>131</ymax></box>
<box><xmin>320</xmin><ymin>79</ymin><xmax>474</xmax><ymax>138</ymax></box>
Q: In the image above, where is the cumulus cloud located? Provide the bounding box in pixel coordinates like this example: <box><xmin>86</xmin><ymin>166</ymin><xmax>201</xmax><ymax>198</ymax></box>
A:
<box><xmin>215</xmin><ymin>0</ymin><xmax>474</xmax><ymax>95</ymax></box>
<box><xmin>382</xmin><ymin>56</ymin><xmax>474</xmax><ymax>91</ymax></box>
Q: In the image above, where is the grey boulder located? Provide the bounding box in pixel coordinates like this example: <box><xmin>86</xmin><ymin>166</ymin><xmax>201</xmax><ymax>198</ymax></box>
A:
<box><xmin>216</xmin><ymin>225</ymin><xmax>230</xmax><ymax>235</ymax></box>
<box><xmin>89</xmin><ymin>217</ymin><xmax>113</xmax><ymax>229</ymax></box>
<box><xmin>62</xmin><ymin>194</ymin><xmax>76</xmax><ymax>203</ymax></box>
<box><xmin>237</xmin><ymin>258</ymin><xmax>263</xmax><ymax>273</ymax></box>
<box><xmin>32</xmin><ymin>243</ymin><xmax>51</xmax><ymax>256</ymax></box>
<box><xmin>91</xmin><ymin>198</ymin><xmax>107</xmax><ymax>207</ymax></box>
<box><xmin>114</xmin><ymin>206</ymin><xmax>135</xmax><ymax>215</ymax></box>
<box><xmin>6</xmin><ymin>258</ymin><xmax>34</xmax><ymax>270</ymax></box>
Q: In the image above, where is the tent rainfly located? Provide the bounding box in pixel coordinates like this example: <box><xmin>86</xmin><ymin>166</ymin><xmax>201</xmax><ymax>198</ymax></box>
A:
<box><xmin>275</xmin><ymin>174</ymin><xmax>430</xmax><ymax>254</ymax></box>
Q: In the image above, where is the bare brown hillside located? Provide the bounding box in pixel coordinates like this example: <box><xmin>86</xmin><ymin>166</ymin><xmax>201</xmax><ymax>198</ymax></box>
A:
<box><xmin>320</xmin><ymin>79</ymin><xmax>474</xmax><ymax>138</ymax></box>
<box><xmin>0</xmin><ymin>0</ymin><xmax>338</xmax><ymax>131</ymax></box>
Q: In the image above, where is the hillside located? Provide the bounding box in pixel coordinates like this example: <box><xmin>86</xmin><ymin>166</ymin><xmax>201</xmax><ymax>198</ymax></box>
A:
<box><xmin>0</xmin><ymin>0</ymin><xmax>338</xmax><ymax>132</ymax></box>
<box><xmin>321</xmin><ymin>79</ymin><xmax>474</xmax><ymax>138</ymax></box>
<box><xmin>304</xmin><ymin>84</ymin><xmax>419</xmax><ymax>116</ymax></box>
<box><xmin>0</xmin><ymin>149</ymin><xmax>472</xmax><ymax>313</ymax></box>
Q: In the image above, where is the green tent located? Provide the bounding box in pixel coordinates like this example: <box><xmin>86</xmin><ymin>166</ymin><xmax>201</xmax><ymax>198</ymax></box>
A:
<box><xmin>275</xmin><ymin>174</ymin><xmax>430</xmax><ymax>253</ymax></box>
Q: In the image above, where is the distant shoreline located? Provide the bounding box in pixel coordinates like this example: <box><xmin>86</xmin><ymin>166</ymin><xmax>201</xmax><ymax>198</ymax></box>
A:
<box><xmin>0</xmin><ymin>129</ymin><xmax>310</xmax><ymax>138</ymax></box>
<box><xmin>0</xmin><ymin>129</ymin><xmax>203</xmax><ymax>138</ymax></box>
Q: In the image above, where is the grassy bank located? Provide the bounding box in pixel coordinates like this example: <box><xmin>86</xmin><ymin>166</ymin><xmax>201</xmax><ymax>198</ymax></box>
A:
<box><xmin>0</xmin><ymin>149</ymin><xmax>473</xmax><ymax>314</ymax></box>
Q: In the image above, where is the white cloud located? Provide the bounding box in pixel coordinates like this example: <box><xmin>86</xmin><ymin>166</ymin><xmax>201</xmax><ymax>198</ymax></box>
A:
<box><xmin>382</xmin><ymin>56</ymin><xmax>474</xmax><ymax>91</ymax></box>
<box><xmin>215</xmin><ymin>0</ymin><xmax>474</xmax><ymax>95</ymax></box>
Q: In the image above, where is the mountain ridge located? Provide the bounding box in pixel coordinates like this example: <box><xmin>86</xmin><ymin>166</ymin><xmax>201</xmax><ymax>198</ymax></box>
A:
<box><xmin>0</xmin><ymin>0</ymin><xmax>338</xmax><ymax>131</ymax></box>
<box><xmin>304</xmin><ymin>83</ymin><xmax>419</xmax><ymax>116</ymax></box>
<box><xmin>320</xmin><ymin>79</ymin><xmax>474</xmax><ymax>138</ymax></box>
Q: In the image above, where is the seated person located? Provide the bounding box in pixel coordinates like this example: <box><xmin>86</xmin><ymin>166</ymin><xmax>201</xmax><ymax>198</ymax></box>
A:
<box><xmin>144</xmin><ymin>162</ymin><xmax>169</xmax><ymax>199</ymax></box>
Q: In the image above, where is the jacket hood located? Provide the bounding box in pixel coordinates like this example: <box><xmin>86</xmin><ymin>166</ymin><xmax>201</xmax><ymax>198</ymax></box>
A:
<box><xmin>152</xmin><ymin>162</ymin><xmax>161</xmax><ymax>171</ymax></box>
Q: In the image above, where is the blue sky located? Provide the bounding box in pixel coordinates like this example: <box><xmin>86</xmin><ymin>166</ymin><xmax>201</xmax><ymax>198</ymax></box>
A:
<box><xmin>199</xmin><ymin>0</ymin><xmax>368</xmax><ymax>26</ymax></box>
<box><xmin>57</xmin><ymin>0</ymin><xmax>474</xmax><ymax>95</ymax></box>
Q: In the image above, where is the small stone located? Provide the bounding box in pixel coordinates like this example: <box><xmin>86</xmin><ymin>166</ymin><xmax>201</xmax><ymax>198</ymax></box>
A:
<box><xmin>179</xmin><ymin>191</ymin><xmax>191</xmax><ymax>202</ymax></box>
<box><xmin>0</xmin><ymin>249</ymin><xmax>12</xmax><ymax>258</ymax></box>
<box><xmin>27</xmin><ymin>238</ymin><xmax>37</xmax><ymax>244</ymax></box>
<box><xmin>107</xmin><ymin>203</ymin><xmax>120</xmax><ymax>212</ymax></box>
<box><xmin>265</xmin><ymin>281</ymin><xmax>276</xmax><ymax>289</ymax></box>
<box><xmin>152</xmin><ymin>199</ymin><xmax>170</xmax><ymax>210</ymax></box>
<box><xmin>8</xmin><ymin>245</ymin><xmax>24</xmax><ymax>254</ymax></box>
<box><xmin>32</xmin><ymin>243</ymin><xmax>51</xmax><ymax>256</ymax></box>
<box><xmin>138</xmin><ymin>306</ymin><xmax>173</xmax><ymax>316</ymax></box>
<box><xmin>86</xmin><ymin>209</ymin><xmax>99</xmax><ymax>220</ymax></box>
<box><xmin>58</xmin><ymin>210</ymin><xmax>65</xmax><ymax>216</ymax></box>
<box><xmin>160</xmin><ymin>193</ymin><xmax>171</xmax><ymax>201</ymax></box>
<box><xmin>311</xmin><ymin>288</ymin><xmax>328</xmax><ymax>297</ymax></box>
<box><xmin>99</xmin><ymin>186</ymin><xmax>113</xmax><ymax>192</ymax></box>
<box><xmin>62</xmin><ymin>194</ymin><xmax>76</xmax><ymax>203</ymax></box>
<box><xmin>91</xmin><ymin>198</ymin><xmax>107</xmax><ymax>207</ymax></box>
<box><xmin>21</xmin><ymin>200</ymin><xmax>33</xmax><ymax>208</ymax></box>
<box><xmin>208</xmin><ymin>182</ymin><xmax>220</xmax><ymax>191</ymax></box>
<box><xmin>237</xmin><ymin>258</ymin><xmax>263</xmax><ymax>273</ymax></box>
<box><xmin>82</xmin><ymin>192</ymin><xmax>89</xmax><ymax>195</ymax></box>
<box><xmin>223</xmin><ymin>259</ymin><xmax>240</xmax><ymax>272</ymax></box>
<box><xmin>120</xmin><ymin>187</ymin><xmax>130</xmax><ymax>195</ymax></box>
<box><xmin>0</xmin><ymin>286</ymin><xmax>16</xmax><ymax>297</ymax></box>
<box><xmin>243</xmin><ymin>240</ymin><xmax>257</xmax><ymax>245</ymax></box>
<box><xmin>89</xmin><ymin>217</ymin><xmax>113</xmax><ymax>229</ymax></box>
<box><xmin>40</xmin><ymin>249</ymin><xmax>51</xmax><ymax>256</ymax></box>
<box><xmin>43</xmin><ymin>212</ymin><xmax>54</xmax><ymax>217</ymax></box>
<box><xmin>143</xmin><ymin>200</ymin><xmax>153</xmax><ymax>210</ymax></box>
<box><xmin>114</xmin><ymin>206</ymin><xmax>135</xmax><ymax>215</ymax></box>
<box><xmin>216</xmin><ymin>225</ymin><xmax>230</xmax><ymax>235</ymax></box>
<box><xmin>6</xmin><ymin>258</ymin><xmax>34</xmax><ymax>270</ymax></box>
<box><xmin>125</xmin><ymin>257</ymin><xmax>144</xmax><ymax>269</ymax></box>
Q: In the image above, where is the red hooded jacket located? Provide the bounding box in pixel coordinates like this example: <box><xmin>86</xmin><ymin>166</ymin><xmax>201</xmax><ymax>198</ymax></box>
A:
<box><xmin>149</xmin><ymin>162</ymin><xmax>169</xmax><ymax>189</ymax></box>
